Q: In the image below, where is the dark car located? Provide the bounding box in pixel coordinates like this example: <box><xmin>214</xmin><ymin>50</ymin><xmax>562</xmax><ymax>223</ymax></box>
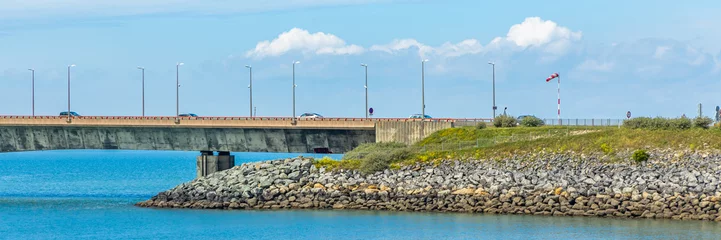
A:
<box><xmin>179</xmin><ymin>113</ymin><xmax>198</xmax><ymax>117</ymax></box>
<box><xmin>59</xmin><ymin>111</ymin><xmax>80</xmax><ymax>117</ymax></box>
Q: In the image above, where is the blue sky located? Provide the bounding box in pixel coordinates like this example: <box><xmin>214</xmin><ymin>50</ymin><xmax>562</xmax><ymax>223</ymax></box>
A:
<box><xmin>1</xmin><ymin>0</ymin><xmax>720</xmax><ymax>119</ymax></box>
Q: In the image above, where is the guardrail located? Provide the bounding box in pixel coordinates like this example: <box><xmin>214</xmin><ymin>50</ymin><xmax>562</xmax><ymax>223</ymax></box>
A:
<box><xmin>0</xmin><ymin>115</ymin><xmax>492</xmax><ymax>123</ymax></box>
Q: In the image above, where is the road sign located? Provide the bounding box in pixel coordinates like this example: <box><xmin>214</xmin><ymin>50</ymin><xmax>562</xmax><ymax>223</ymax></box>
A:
<box><xmin>369</xmin><ymin>108</ymin><xmax>374</xmax><ymax>114</ymax></box>
<box><xmin>626</xmin><ymin>111</ymin><xmax>631</xmax><ymax>119</ymax></box>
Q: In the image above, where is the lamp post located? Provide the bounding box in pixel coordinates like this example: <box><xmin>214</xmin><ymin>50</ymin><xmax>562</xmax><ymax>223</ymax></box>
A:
<box><xmin>28</xmin><ymin>69</ymin><xmax>35</xmax><ymax>117</ymax></box>
<box><xmin>67</xmin><ymin>64</ymin><xmax>75</xmax><ymax>122</ymax></box>
<box><xmin>361</xmin><ymin>63</ymin><xmax>368</xmax><ymax>118</ymax></box>
<box><xmin>292</xmin><ymin>61</ymin><xmax>300</xmax><ymax>122</ymax></box>
<box><xmin>137</xmin><ymin>67</ymin><xmax>145</xmax><ymax>116</ymax></box>
<box><xmin>488</xmin><ymin>62</ymin><xmax>496</xmax><ymax>118</ymax></box>
<box><xmin>245</xmin><ymin>65</ymin><xmax>253</xmax><ymax>117</ymax></box>
<box><xmin>176</xmin><ymin>62</ymin><xmax>183</xmax><ymax>117</ymax></box>
<box><xmin>421</xmin><ymin>59</ymin><xmax>429</xmax><ymax>120</ymax></box>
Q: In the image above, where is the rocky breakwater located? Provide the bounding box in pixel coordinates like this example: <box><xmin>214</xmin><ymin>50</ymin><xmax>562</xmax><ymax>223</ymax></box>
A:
<box><xmin>138</xmin><ymin>152</ymin><xmax>721</xmax><ymax>221</ymax></box>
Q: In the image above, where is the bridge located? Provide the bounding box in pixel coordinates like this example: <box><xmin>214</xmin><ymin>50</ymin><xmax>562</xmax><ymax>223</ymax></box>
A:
<box><xmin>0</xmin><ymin>116</ymin><xmax>489</xmax><ymax>177</ymax></box>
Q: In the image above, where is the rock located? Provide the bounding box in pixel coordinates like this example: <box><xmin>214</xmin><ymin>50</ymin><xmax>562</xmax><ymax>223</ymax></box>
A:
<box><xmin>288</xmin><ymin>171</ymin><xmax>301</xmax><ymax>180</ymax></box>
<box><xmin>138</xmin><ymin>154</ymin><xmax>721</xmax><ymax>222</ymax></box>
<box><xmin>437</xmin><ymin>190</ymin><xmax>451</xmax><ymax>197</ymax></box>
<box><xmin>452</xmin><ymin>188</ymin><xmax>475</xmax><ymax>195</ymax></box>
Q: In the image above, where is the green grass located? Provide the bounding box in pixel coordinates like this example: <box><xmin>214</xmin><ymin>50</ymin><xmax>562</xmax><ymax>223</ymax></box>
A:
<box><xmin>314</xmin><ymin>126</ymin><xmax>721</xmax><ymax>173</ymax></box>
<box><xmin>416</xmin><ymin>126</ymin><xmax>598</xmax><ymax>146</ymax></box>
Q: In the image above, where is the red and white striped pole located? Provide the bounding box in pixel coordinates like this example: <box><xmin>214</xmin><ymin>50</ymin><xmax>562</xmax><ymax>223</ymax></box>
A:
<box><xmin>546</xmin><ymin>73</ymin><xmax>560</xmax><ymax>125</ymax></box>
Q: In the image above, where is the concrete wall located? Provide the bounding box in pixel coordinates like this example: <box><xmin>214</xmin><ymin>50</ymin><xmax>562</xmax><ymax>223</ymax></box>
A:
<box><xmin>0</xmin><ymin>126</ymin><xmax>375</xmax><ymax>153</ymax></box>
<box><xmin>375</xmin><ymin>122</ymin><xmax>453</xmax><ymax>145</ymax></box>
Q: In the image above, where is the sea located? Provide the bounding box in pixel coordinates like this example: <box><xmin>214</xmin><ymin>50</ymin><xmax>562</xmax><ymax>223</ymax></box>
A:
<box><xmin>1</xmin><ymin>150</ymin><xmax>720</xmax><ymax>239</ymax></box>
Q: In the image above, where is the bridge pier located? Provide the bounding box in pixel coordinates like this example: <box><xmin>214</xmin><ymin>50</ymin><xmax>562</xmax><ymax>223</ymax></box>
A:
<box><xmin>196</xmin><ymin>151</ymin><xmax>235</xmax><ymax>178</ymax></box>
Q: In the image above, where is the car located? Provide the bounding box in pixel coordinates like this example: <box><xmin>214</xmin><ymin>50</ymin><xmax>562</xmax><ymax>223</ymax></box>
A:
<box><xmin>409</xmin><ymin>114</ymin><xmax>432</xmax><ymax>119</ymax></box>
<box><xmin>178</xmin><ymin>113</ymin><xmax>198</xmax><ymax>117</ymax></box>
<box><xmin>516</xmin><ymin>115</ymin><xmax>535</xmax><ymax>125</ymax></box>
<box><xmin>59</xmin><ymin>111</ymin><xmax>80</xmax><ymax>117</ymax></box>
<box><xmin>517</xmin><ymin>115</ymin><xmax>533</xmax><ymax>121</ymax></box>
<box><xmin>299</xmin><ymin>113</ymin><xmax>323</xmax><ymax>119</ymax></box>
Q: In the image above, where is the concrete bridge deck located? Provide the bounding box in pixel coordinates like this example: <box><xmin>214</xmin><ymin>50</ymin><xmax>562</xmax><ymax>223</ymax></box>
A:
<box><xmin>0</xmin><ymin>116</ymin><xmax>487</xmax><ymax>128</ymax></box>
<box><xmin>0</xmin><ymin>116</ymin><xmax>491</xmax><ymax>177</ymax></box>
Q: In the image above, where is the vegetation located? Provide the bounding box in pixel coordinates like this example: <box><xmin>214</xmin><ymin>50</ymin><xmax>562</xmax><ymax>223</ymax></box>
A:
<box><xmin>493</xmin><ymin>115</ymin><xmax>517</xmax><ymax>128</ymax></box>
<box><xmin>314</xmin><ymin>143</ymin><xmax>412</xmax><ymax>174</ymax></box>
<box><xmin>623</xmin><ymin>117</ymin><xmax>692</xmax><ymax>130</ymax></box>
<box><xmin>314</xmin><ymin>123</ymin><xmax>721</xmax><ymax>174</ymax></box>
<box><xmin>632</xmin><ymin>149</ymin><xmax>650</xmax><ymax>163</ymax></box>
<box><xmin>520</xmin><ymin>116</ymin><xmax>545</xmax><ymax>127</ymax></box>
<box><xmin>476</xmin><ymin>122</ymin><xmax>487</xmax><ymax>129</ymax></box>
<box><xmin>694</xmin><ymin>116</ymin><xmax>713</xmax><ymax>129</ymax></box>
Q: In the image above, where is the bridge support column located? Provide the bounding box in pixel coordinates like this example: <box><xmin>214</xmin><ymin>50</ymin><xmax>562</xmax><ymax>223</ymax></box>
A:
<box><xmin>196</xmin><ymin>151</ymin><xmax>235</xmax><ymax>178</ymax></box>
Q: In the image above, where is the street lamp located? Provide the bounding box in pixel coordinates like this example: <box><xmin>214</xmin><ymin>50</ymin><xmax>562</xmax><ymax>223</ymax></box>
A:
<box><xmin>292</xmin><ymin>61</ymin><xmax>300</xmax><ymax>122</ymax></box>
<box><xmin>361</xmin><ymin>63</ymin><xmax>368</xmax><ymax>118</ymax></box>
<box><xmin>245</xmin><ymin>65</ymin><xmax>253</xmax><ymax>117</ymax></box>
<box><xmin>137</xmin><ymin>67</ymin><xmax>145</xmax><ymax>117</ymax></box>
<box><xmin>176</xmin><ymin>62</ymin><xmax>183</xmax><ymax>117</ymax></box>
<box><xmin>421</xmin><ymin>59</ymin><xmax>429</xmax><ymax>120</ymax></box>
<box><xmin>28</xmin><ymin>69</ymin><xmax>35</xmax><ymax>117</ymax></box>
<box><xmin>488</xmin><ymin>62</ymin><xmax>496</xmax><ymax>118</ymax></box>
<box><xmin>67</xmin><ymin>64</ymin><xmax>76</xmax><ymax>122</ymax></box>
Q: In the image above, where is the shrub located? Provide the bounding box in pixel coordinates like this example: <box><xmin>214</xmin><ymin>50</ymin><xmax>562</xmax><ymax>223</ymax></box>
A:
<box><xmin>493</xmin><ymin>115</ymin><xmax>517</xmax><ymax>128</ymax></box>
<box><xmin>693</xmin><ymin>116</ymin><xmax>713</xmax><ymax>129</ymax></box>
<box><xmin>313</xmin><ymin>156</ymin><xmax>339</xmax><ymax>170</ymax></box>
<box><xmin>600</xmin><ymin>143</ymin><xmax>613</xmax><ymax>155</ymax></box>
<box><xmin>476</xmin><ymin>122</ymin><xmax>487</xmax><ymax>129</ymax></box>
<box><xmin>520</xmin><ymin>116</ymin><xmax>544</xmax><ymax>127</ymax></box>
<box><xmin>623</xmin><ymin>117</ymin><xmax>691</xmax><ymax>130</ymax></box>
<box><xmin>632</xmin><ymin>149</ymin><xmax>650</xmax><ymax>163</ymax></box>
<box><xmin>670</xmin><ymin>117</ymin><xmax>692</xmax><ymax>130</ymax></box>
<box><xmin>342</xmin><ymin>142</ymin><xmax>414</xmax><ymax>174</ymax></box>
<box><xmin>358</xmin><ymin>147</ymin><xmax>413</xmax><ymax>174</ymax></box>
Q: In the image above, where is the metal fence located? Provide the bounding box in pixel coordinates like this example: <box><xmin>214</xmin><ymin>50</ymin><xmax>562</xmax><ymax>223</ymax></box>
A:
<box><xmin>452</xmin><ymin>118</ymin><xmax>624</xmax><ymax>127</ymax></box>
<box><xmin>542</xmin><ymin>118</ymin><xmax>623</xmax><ymax>127</ymax></box>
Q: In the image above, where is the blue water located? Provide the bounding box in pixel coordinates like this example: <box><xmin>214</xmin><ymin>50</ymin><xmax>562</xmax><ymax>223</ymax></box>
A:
<box><xmin>1</xmin><ymin>150</ymin><xmax>720</xmax><ymax>239</ymax></box>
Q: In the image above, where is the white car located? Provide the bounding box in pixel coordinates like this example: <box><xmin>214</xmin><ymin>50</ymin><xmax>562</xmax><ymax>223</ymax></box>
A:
<box><xmin>409</xmin><ymin>114</ymin><xmax>432</xmax><ymax>119</ymax></box>
<box><xmin>299</xmin><ymin>113</ymin><xmax>323</xmax><ymax>119</ymax></box>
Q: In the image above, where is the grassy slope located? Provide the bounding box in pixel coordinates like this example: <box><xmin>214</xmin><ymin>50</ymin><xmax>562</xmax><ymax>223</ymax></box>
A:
<box><xmin>316</xmin><ymin>126</ymin><xmax>721</xmax><ymax>171</ymax></box>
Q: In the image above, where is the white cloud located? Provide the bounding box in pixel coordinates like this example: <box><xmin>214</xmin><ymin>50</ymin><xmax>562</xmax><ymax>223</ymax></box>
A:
<box><xmin>242</xmin><ymin>17</ymin><xmax>581</xmax><ymax>60</ymax></box>
<box><xmin>245</xmin><ymin>28</ymin><xmax>364</xmax><ymax>58</ymax></box>
<box><xmin>369</xmin><ymin>17</ymin><xmax>581</xmax><ymax>59</ymax></box>
<box><xmin>506</xmin><ymin>17</ymin><xmax>582</xmax><ymax>50</ymax></box>
<box><xmin>370</xmin><ymin>39</ymin><xmax>430</xmax><ymax>56</ymax></box>
<box><xmin>369</xmin><ymin>39</ymin><xmax>480</xmax><ymax>59</ymax></box>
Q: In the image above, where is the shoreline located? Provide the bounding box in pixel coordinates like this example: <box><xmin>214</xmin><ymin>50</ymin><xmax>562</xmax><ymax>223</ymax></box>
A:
<box><xmin>137</xmin><ymin>152</ymin><xmax>721</xmax><ymax>222</ymax></box>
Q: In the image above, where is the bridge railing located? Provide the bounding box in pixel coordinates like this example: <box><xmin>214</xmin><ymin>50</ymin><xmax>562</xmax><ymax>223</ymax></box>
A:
<box><xmin>542</xmin><ymin>118</ymin><xmax>624</xmax><ymax>127</ymax></box>
<box><xmin>0</xmin><ymin>115</ymin><xmax>493</xmax><ymax>123</ymax></box>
